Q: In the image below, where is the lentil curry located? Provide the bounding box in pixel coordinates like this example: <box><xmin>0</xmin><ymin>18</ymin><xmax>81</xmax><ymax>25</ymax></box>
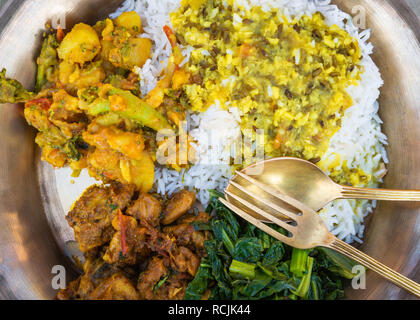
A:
<box><xmin>172</xmin><ymin>0</ymin><xmax>374</xmax><ymax>186</ymax></box>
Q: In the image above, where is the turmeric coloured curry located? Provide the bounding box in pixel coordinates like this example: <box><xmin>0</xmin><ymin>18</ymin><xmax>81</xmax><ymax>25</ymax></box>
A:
<box><xmin>0</xmin><ymin>11</ymin><xmax>190</xmax><ymax>193</ymax></box>
<box><xmin>172</xmin><ymin>0</ymin><xmax>362</xmax><ymax>164</ymax></box>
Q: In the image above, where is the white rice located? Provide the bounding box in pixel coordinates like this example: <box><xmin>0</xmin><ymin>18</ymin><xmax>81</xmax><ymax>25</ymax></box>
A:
<box><xmin>109</xmin><ymin>0</ymin><xmax>388</xmax><ymax>243</ymax></box>
<box><xmin>189</xmin><ymin>104</ymin><xmax>242</xmax><ymax>166</ymax></box>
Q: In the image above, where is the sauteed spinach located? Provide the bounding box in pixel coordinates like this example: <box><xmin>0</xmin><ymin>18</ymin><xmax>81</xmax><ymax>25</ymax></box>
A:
<box><xmin>185</xmin><ymin>190</ymin><xmax>357</xmax><ymax>300</ymax></box>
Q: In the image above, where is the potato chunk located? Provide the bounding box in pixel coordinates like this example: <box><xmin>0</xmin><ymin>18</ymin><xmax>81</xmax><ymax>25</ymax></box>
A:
<box><xmin>114</xmin><ymin>11</ymin><xmax>143</xmax><ymax>35</ymax></box>
<box><xmin>130</xmin><ymin>152</ymin><xmax>155</xmax><ymax>193</ymax></box>
<box><xmin>58</xmin><ymin>23</ymin><xmax>101</xmax><ymax>64</ymax></box>
<box><xmin>109</xmin><ymin>38</ymin><xmax>151</xmax><ymax>69</ymax></box>
<box><xmin>127</xmin><ymin>38</ymin><xmax>151</xmax><ymax>67</ymax></box>
<box><xmin>83</xmin><ymin>125</ymin><xmax>145</xmax><ymax>161</ymax></box>
<box><xmin>59</xmin><ymin>61</ymin><xmax>105</xmax><ymax>92</ymax></box>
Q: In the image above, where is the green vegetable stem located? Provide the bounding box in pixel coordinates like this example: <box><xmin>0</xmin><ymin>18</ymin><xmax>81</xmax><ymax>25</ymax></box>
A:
<box><xmin>184</xmin><ymin>190</ymin><xmax>356</xmax><ymax>300</ymax></box>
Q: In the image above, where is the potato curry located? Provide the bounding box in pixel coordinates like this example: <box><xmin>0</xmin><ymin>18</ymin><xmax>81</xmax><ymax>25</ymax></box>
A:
<box><xmin>0</xmin><ymin>11</ymin><xmax>191</xmax><ymax>193</ymax></box>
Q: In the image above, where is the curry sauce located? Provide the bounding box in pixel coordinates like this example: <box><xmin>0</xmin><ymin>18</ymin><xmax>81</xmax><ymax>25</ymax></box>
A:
<box><xmin>172</xmin><ymin>0</ymin><xmax>362</xmax><ymax>162</ymax></box>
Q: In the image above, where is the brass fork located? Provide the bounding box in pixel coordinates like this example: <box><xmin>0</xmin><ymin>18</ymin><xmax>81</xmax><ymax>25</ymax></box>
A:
<box><xmin>220</xmin><ymin>171</ymin><xmax>420</xmax><ymax>298</ymax></box>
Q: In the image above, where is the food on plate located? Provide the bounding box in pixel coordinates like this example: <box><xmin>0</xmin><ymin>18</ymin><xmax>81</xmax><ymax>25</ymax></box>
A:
<box><xmin>185</xmin><ymin>191</ymin><xmax>357</xmax><ymax>300</ymax></box>
<box><xmin>151</xmin><ymin>0</ymin><xmax>387</xmax><ymax>243</ymax></box>
<box><xmin>0</xmin><ymin>0</ymin><xmax>390</xmax><ymax>300</ymax></box>
<box><xmin>58</xmin><ymin>187</ymin><xmax>355</xmax><ymax>300</ymax></box>
<box><xmin>172</xmin><ymin>5</ymin><xmax>360</xmax><ymax>163</ymax></box>
<box><xmin>0</xmin><ymin>10</ymin><xmax>191</xmax><ymax>192</ymax></box>
<box><xmin>58</xmin><ymin>185</ymin><xmax>210</xmax><ymax>300</ymax></box>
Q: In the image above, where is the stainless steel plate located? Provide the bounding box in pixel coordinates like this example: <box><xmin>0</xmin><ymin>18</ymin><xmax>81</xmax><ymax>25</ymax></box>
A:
<box><xmin>0</xmin><ymin>0</ymin><xmax>419</xmax><ymax>300</ymax></box>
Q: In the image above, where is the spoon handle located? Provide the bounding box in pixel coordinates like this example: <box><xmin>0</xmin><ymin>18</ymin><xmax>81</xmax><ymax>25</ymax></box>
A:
<box><xmin>340</xmin><ymin>186</ymin><xmax>420</xmax><ymax>201</ymax></box>
<box><xmin>329</xmin><ymin>238</ymin><xmax>420</xmax><ymax>298</ymax></box>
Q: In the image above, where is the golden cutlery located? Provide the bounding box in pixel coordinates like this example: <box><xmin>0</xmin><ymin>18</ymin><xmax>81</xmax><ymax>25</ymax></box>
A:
<box><xmin>221</xmin><ymin>171</ymin><xmax>420</xmax><ymax>298</ymax></box>
<box><xmin>226</xmin><ymin>158</ymin><xmax>420</xmax><ymax>215</ymax></box>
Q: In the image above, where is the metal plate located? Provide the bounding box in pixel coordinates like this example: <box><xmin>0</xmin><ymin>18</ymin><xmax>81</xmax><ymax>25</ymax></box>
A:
<box><xmin>0</xmin><ymin>0</ymin><xmax>419</xmax><ymax>300</ymax></box>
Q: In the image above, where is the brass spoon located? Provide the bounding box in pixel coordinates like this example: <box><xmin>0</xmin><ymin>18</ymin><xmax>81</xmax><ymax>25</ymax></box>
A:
<box><xmin>226</xmin><ymin>157</ymin><xmax>420</xmax><ymax>219</ymax></box>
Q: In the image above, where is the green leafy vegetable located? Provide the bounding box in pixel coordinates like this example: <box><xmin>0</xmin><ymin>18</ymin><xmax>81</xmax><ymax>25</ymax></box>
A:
<box><xmin>184</xmin><ymin>258</ymin><xmax>213</xmax><ymax>300</ymax></box>
<box><xmin>234</xmin><ymin>237</ymin><xmax>263</xmax><ymax>263</ymax></box>
<box><xmin>205</xmin><ymin>239</ymin><xmax>232</xmax><ymax>299</ymax></box>
<box><xmin>262</xmin><ymin>241</ymin><xmax>285</xmax><ymax>266</ymax></box>
<box><xmin>229</xmin><ymin>260</ymin><xmax>256</xmax><ymax>279</ymax></box>
<box><xmin>211</xmin><ymin>219</ymin><xmax>237</xmax><ymax>256</ymax></box>
<box><xmin>290</xmin><ymin>248</ymin><xmax>311</xmax><ymax>277</ymax></box>
<box><xmin>292</xmin><ymin>256</ymin><xmax>314</xmax><ymax>298</ymax></box>
<box><xmin>185</xmin><ymin>190</ymin><xmax>356</xmax><ymax>300</ymax></box>
<box><xmin>318</xmin><ymin>247</ymin><xmax>359</xmax><ymax>279</ymax></box>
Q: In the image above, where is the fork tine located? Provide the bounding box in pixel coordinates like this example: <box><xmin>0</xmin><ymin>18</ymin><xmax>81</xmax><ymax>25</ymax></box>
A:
<box><xmin>224</xmin><ymin>189</ymin><xmax>297</xmax><ymax>232</ymax></box>
<box><xmin>227</xmin><ymin>181</ymin><xmax>298</xmax><ymax>221</ymax></box>
<box><xmin>218</xmin><ymin>198</ymin><xmax>293</xmax><ymax>246</ymax></box>
<box><xmin>235</xmin><ymin>170</ymin><xmax>311</xmax><ymax>213</ymax></box>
